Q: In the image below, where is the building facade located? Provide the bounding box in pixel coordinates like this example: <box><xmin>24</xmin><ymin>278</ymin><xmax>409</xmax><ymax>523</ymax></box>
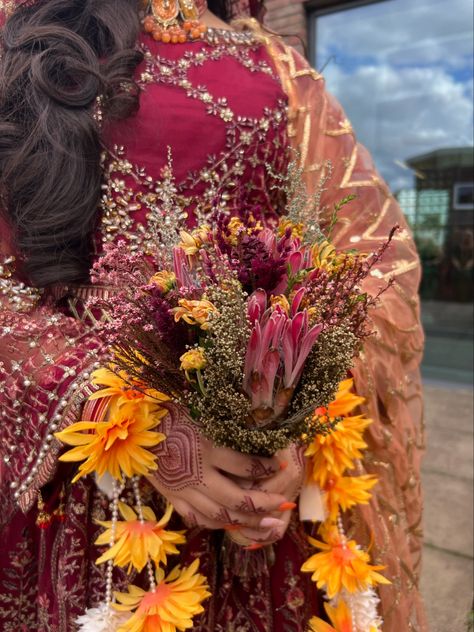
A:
<box><xmin>265</xmin><ymin>0</ymin><xmax>307</xmax><ymax>49</ymax></box>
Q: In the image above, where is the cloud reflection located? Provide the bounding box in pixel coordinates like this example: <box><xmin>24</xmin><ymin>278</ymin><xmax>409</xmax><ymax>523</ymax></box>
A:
<box><xmin>313</xmin><ymin>0</ymin><xmax>473</xmax><ymax>192</ymax></box>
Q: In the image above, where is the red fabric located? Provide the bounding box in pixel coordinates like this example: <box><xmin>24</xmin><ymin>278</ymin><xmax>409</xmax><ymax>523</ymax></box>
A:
<box><xmin>98</xmin><ymin>35</ymin><xmax>290</xmax><ymax>239</ymax></box>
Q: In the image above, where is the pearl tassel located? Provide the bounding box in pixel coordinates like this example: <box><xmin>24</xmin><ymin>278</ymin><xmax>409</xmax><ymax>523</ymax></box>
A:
<box><xmin>75</xmin><ymin>480</ymin><xmax>126</xmax><ymax>632</ymax></box>
<box><xmin>132</xmin><ymin>476</ymin><xmax>157</xmax><ymax>592</ymax></box>
<box><xmin>334</xmin><ymin>513</ymin><xmax>383</xmax><ymax>632</ymax></box>
<box><xmin>336</xmin><ymin>513</ymin><xmax>357</xmax><ymax>631</ymax></box>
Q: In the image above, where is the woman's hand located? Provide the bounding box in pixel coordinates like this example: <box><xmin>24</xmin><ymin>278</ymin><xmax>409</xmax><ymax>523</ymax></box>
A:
<box><xmin>229</xmin><ymin>444</ymin><xmax>305</xmax><ymax>546</ymax></box>
<box><xmin>147</xmin><ymin>408</ymin><xmax>292</xmax><ymax>542</ymax></box>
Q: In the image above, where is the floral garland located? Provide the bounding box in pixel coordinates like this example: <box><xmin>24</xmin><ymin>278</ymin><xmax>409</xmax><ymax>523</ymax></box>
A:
<box><xmin>55</xmin><ymin>368</ymin><xmax>211</xmax><ymax>632</ymax></box>
<box><xmin>303</xmin><ymin>378</ymin><xmax>390</xmax><ymax>632</ymax></box>
<box><xmin>55</xmin><ymin>371</ymin><xmax>388</xmax><ymax>631</ymax></box>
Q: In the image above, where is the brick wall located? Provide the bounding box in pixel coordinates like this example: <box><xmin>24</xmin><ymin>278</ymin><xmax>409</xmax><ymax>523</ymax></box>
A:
<box><xmin>264</xmin><ymin>0</ymin><xmax>308</xmax><ymax>51</ymax></box>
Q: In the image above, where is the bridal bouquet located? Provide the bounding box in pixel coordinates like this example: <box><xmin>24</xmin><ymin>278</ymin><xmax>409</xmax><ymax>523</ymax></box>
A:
<box><xmin>88</xmin><ymin>189</ymin><xmax>394</xmax><ymax>457</ymax></box>
<box><xmin>56</xmin><ymin>163</ymin><xmax>395</xmax><ymax>632</ymax></box>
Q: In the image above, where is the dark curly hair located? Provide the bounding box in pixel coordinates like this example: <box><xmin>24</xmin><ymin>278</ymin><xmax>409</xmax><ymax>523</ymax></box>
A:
<box><xmin>0</xmin><ymin>0</ymin><xmax>232</xmax><ymax>287</ymax></box>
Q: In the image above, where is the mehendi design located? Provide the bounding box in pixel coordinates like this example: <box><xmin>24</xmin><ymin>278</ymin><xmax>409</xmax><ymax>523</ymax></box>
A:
<box><xmin>235</xmin><ymin>495</ymin><xmax>266</xmax><ymax>514</ymax></box>
<box><xmin>290</xmin><ymin>443</ymin><xmax>305</xmax><ymax>470</ymax></box>
<box><xmin>247</xmin><ymin>458</ymin><xmax>275</xmax><ymax>479</ymax></box>
<box><xmin>151</xmin><ymin>409</ymin><xmax>204</xmax><ymax>491</ymax></box>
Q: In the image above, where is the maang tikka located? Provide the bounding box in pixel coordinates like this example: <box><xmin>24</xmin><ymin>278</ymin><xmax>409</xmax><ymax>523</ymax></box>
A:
<box><xmin>142</xmin><ymin>0</ymin><xmax>208</xmax><ymax>43</ymax></box>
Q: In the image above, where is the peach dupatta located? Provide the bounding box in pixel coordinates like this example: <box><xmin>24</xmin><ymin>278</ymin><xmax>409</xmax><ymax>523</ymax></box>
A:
<box><xmin>265</xmin><ymin>32</ymin><xmax>427</xmax><ymax>632</ymax></box>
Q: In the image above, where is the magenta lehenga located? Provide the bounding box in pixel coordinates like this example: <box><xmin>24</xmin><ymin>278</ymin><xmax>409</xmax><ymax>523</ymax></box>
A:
<box><xmin>0</xmin><ymin>4</ymin><xmax>427</xmax><ymax>632</ymax></box>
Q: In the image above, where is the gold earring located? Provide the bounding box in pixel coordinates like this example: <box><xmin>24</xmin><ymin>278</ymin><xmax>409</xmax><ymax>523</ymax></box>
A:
<box><xmin>142</xmin><ymin>0</ymin><xmax>207</xmax><ymax>44</ymax></box>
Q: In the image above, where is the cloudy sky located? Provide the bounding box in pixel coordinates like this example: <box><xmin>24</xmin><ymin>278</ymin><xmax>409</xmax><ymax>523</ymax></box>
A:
<box><xmin>311</xmin><ymin>0</ymin><xmax>473</xmax><ymax>192</ymax></box>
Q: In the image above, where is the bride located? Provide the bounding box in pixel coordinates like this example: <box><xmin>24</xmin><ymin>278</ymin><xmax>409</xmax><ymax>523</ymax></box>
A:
<box><xmin>0</xmin><ymin>0</ymin><xmax>426</xmax><ymax>630</ymax></box>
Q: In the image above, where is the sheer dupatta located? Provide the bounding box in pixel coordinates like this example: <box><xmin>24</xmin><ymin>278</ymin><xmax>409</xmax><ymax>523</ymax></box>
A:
<box><xmin>0</xmin><ymin>217</ymin><xmax>105</xmax><ymax>521</ymax></box>
<box><xmin>265</xmin><ymin>35</ymin><xmax>427</xmax><ymax>632</ymax></box>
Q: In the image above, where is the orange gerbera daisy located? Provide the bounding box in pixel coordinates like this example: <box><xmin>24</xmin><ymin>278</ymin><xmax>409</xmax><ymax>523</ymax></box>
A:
<box><xmin>301</xmin><ymin>529</ymin><xmax>390</xmax><ymax>599</ymax></box>
<box><xmin>308</xmin><ymin>600</ymin><xmax>354</xmax><ymax>632</ymax></box>
<box><xmin>89</xmin><ymin>367</ymin><xmax>170</xmax><ymax>407</ymax></box>
<box><xmin>324</xmin><ymin>475</ymin><xmax>378</xmax><ymax>520</ymax></box>
<box><xmin>114</xmin><ymin>559</ymin><xmax>211</xmax><ymax>632</ymax></box>
<box><xmin>305</xmin><ymin>379</ymin><xmax>371</xmax><ymax>487</ymax></box>
<box><xmin>95</xmin><ymin>503</ymin><xmax>185</xmax><ymax>572</ymax></box>
<box><xmin>55</xmin><ymin>400</ymin><xmax>166</xmax><ymax>482</ymax></box>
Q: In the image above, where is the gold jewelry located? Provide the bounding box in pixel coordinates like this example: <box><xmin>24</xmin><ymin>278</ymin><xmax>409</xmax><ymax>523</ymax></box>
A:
<box><xmin>142</xmin><ymin>0</ymin><xmax>208</xmax><ymax>44</ymax></box>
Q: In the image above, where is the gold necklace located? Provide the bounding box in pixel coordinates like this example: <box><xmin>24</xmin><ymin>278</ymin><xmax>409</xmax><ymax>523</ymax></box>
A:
<box><xmin>142</xmin><ymin>0</ymin><xmax>208</xmax><ymax>44</ymax></box>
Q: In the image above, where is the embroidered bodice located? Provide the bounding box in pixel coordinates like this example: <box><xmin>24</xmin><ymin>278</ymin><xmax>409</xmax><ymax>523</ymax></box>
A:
<box><xmin>98</xmin><ymin>31</ymin><xmax>290</xmax><ymax>255</ymax></box>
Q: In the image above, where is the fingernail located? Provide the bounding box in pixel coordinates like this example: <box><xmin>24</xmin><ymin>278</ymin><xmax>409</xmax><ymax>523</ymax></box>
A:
<box><xmin>260</xmin><ymin>517</ymin><xmax>285</xmax><ymax>529</ymax></box>
<box><xmin>224</xmin><ymin>524</ymin><xmax>242</xmax><ymax>532</ymax></box>
<box><xmin>244</xmin><ymin>543</ymin><xmax>264</xmax><ymax>551</ymax></box>
<box><xmin>279</xmin><ymin>501</ymin><xmax>297</xmax><ymax>512</ymax></box>
<box><xmin>279</xmin><ymin>460</ymin><xmax>289</xmax><ymax>471</ymax></box>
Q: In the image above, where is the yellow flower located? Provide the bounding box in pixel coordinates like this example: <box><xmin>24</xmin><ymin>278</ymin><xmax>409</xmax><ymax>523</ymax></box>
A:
<box><xmin>278</xmin><ymin>218</ymin><xmax>304</xmax><ymax>239</ymax></box>
<box><xmin>180</xmin><ymin>348</ymin><xmax>207</xmax><ymax>374</ymax></box>
<box><xmin>179</xmin><ymin>227</ymin><xmax>210</xmax><ymax>256</ymax></box>
<box><xmin>89</xmin><ymin>367</ymin><xmax>170</xmax><ymax>408</ymax></box>
<box><xmin>308</xmin><ymin>600</ymin><xmax>354</xmax><ymax>632</ymax></box>
<box><xmin>173</xmin><ymin>299</ymin><xmax>219</xmax><ymax>330</ymax></box>
<box><xmin>149</xmin><ymin>271</ymin><xmax>176</xmax><ymax>294</ymax></box>
<box><xmin>311</xmin><ymin>240</ymin><xmax>351</xmax><ymax>272</ymax></box>
<box><xmin>270</xmin><ymin>294</ymin><xmax>290</xmax><ymax>313</ymax></box>
<box><xmin>226</xmin><ymin>217</ymin><xmax>245</xmax><ymax>245</ymax></box>
<box><xmin>301</xmin><ymin>529</ymin><xmax>390</xmax><ymax>599</ymax></box>
<box><xmin>56</xmin><ymin>400</ymin><xmax>166</xmax><ymax>483</ymax></box>
<box><xmin>95</xmin><ymin>503</ymin><xmax>185</xmax><ymax>572</ymax></box>
<box><xmin>114</xmin><ymin>559</ymin><xmax>211</xmax><ymax>632</ymax></box>
<box><xmin>305</xmin><ymin>379</ymin><xmax>371</xmax><ymax>487</ymax></box>
<box><xmin>323</xmin><ymin>475</ymin><xmax>378</xmax><ymax>520</ymax></box>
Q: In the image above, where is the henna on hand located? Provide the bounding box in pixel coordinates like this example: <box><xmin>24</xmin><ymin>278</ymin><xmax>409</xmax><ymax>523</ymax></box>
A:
<box><xmin>152</xmin><ymin>409</ymin><xmax>204</xmax><ymax>491</ymax></box>
<box><xmin>148</xmin><ymin>408</ymin><xmax>289</xmax><ymax>535</ymax></box>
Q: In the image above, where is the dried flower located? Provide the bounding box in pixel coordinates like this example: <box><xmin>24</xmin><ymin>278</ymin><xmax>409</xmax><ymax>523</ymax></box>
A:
<box><xmin>278</xmin><ymin>218</ymin><xmax>304</xmax><ymax>239</ymax></box>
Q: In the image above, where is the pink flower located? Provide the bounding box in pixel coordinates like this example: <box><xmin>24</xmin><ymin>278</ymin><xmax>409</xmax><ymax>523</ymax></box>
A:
<box><xmin>247</xmin><ymin>289</ymin><xmax>267</xmax><ymax>325</ymax></box>
<box><xmin>243</xmin><ymin>291</ymin><xmax>322</xmax><ymax>425</ymax></box>
<box><xmin>173</xmin><ymin>247</ymin><xmax>194</xmax><ymax>289</ymax></box>
<box><xmin>281</xmin><ymin>312</ymin><xmax>322</xmax><ymax>389</ymax></box>
<box><xmin>291</xmin><ymin>287</ymin><xmax>306</xmax><ymax>315</ymax></box>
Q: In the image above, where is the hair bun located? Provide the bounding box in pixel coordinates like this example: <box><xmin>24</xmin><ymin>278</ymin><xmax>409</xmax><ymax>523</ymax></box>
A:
<box><xmin>0</xmin><ymin>0</ymin><xmax>142</xmax><ymax>287</ymax></box>
<box><xmin>22</xmin><ymin>28</ymin><xmax>101</xmax><ymax>108</ymax></box>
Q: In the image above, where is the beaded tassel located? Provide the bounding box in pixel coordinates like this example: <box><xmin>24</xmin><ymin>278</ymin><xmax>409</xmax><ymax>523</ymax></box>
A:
<box><xmin>75</xmin><ymin>480</ymin><xmax>129</xmax><ymax>632</ymax></box>
<box><xmin>131</xmin><ymin>476</ymin><xmax>157</xmax><ymax>593</ymax></box>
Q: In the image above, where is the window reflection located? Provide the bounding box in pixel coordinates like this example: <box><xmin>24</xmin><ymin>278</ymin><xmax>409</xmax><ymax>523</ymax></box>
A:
<box><xmin>312</xmin><ymin>0</ymin><xmax>473</xmax><ymax>380</ymax></box>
